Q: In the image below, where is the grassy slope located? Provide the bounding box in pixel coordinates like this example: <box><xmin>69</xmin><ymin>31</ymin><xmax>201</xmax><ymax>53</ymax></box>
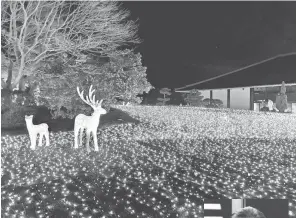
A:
<box><xmin>1</xmin><ymin>106</ymin><xmax>296</xmax><ymax>218</ymax></box>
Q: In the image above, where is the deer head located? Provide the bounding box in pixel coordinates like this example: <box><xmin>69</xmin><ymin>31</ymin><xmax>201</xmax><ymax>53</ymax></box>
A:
<box><xmin>77</xmin><ymin>85</ymin><xmax>107</xmax><ymax>115</ymax></box>
<box><xmin>25</xmin><ymin>115</ymin><xmax>34</xmax><ymax>121</ymax></box>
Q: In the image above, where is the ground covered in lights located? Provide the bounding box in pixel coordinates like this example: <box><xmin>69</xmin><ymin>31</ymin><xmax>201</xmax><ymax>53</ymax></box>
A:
<box><xmin>1</xmin><ymin>106</ymin><xmax>296</xmax><ymax>218</ymax></box>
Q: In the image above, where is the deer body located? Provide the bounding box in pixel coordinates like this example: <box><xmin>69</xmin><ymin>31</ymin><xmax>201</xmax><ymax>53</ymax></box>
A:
<box><xmin>74</xmin><ymin>85</ymin><xmax>106</xmax><ymax>152</ymax></box>
<box><xmin>25</xmin><ymin>115</ymin><xmax>49</xmax><ymax>150</ymax></box>
<box><xmin>74</xmin><ymin>113</ymin><xmax>102</xmax><ymax>152</ymax></box>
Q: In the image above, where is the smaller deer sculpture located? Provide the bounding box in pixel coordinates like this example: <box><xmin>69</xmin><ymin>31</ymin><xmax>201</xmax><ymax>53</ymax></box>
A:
<box><xmin>74</xmin><ymin>85</ymin><xmax>107</xmax><ymax>152</ymax></box>
<box><xmin>25</xmin><ymin>115</ymin><xmax>50</xmax><ymax>150</ymax></box>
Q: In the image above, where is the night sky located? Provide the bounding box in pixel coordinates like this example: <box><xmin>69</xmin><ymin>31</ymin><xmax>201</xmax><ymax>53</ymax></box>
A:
<box><xmin>123</xmin><ymin>1</ymin><xmax>296</xmax><ymax>89</ymax></box>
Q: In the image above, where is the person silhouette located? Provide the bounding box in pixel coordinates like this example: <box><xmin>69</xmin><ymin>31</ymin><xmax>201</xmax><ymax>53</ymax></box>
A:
<box><xmin>232</xmin><ymin>206</ymin><xmax>266</xmax><ymax>218</ymax></box>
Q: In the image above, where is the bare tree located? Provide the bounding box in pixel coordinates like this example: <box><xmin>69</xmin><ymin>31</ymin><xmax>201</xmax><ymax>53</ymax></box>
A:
<box><xmin>1</xmin><ymin>0</ymin><xmax>140</xmax><ymax>90</ymax></box>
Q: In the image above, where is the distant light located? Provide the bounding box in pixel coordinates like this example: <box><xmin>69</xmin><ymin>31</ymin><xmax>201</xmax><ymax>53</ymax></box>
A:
<box><xmin>204</xmin><ymin>217</ymin><xmax>223</xmax><ymax>218</ymax></box>
<box><xmin>204</xmin><ymin>203</ymin><xmax>222</xmax><ymax>210</ymax></box>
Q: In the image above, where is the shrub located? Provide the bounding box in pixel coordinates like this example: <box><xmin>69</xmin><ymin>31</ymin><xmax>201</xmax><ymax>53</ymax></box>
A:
<box><xmin>34</xmin><ymin>50</ymin><xmax>153</xmax><ymax>119</ymax></box>
<box><xmin>275</xmin><ymin>81</ymin><xmax>288</xmax><ymax>113</ymax></box>
<box><xmin>182</xmin><ymin>89</ymin><xmax>203</xmax><ymax>106</ymax></box>
<box><xmin>1</xmin><ymin>89</ymin><xmax>52</xmax><ymax>129</ymax></box>
<box><xmin>2</xmin><ymin>106</ymin><xmax>32</xmax><ymax>129</ymax></box>
<box><xmin>203</xmin><ymin>98</ymin><xmax>223</xmax><ymax>108</ymax></box>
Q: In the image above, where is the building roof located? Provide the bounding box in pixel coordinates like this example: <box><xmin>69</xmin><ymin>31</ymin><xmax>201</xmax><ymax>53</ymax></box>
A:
<box><xmin>175</xmin><ymin>52</ymin><xmax>296</xmax><ymax>91</ymax></box>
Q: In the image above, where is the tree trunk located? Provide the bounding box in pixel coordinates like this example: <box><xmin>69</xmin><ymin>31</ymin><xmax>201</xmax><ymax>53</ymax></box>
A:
<box><xmin>19</xmin><ymin>76</ymin><xmax>27</xmax><ymax>92</ymax></box>
<box><xmin>6</xmin><ymin>60</ymin><xmax>13</xmax><ymax>90</ymax></box>
<box><xmin>12</xmin><ymin>58</ymin><xmax>25</xmax><ymax>91</ymax></box>
<box><xmin>1</xmin><ymin>79</ymin><xmax>7</xmax><ymax>89</ymax></box>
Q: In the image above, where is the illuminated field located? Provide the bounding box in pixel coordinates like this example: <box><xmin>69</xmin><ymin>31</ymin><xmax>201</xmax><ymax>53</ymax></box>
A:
<box><xmin>1</xmin><ymin>106</ymin><xmax>296</xmax><ymax>218</ymax></box>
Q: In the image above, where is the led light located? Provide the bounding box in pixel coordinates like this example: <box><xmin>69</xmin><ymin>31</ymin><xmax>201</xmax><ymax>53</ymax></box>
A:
<box><xmin>1</xmin><ymin>105</ymin><xmax>295</xmax><ymax>217</ymax></box>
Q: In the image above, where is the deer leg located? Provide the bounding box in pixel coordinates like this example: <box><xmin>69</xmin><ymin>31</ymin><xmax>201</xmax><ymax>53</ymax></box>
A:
<box><xmin>74</xmin><ymin>126</ymin><xmax>79</xmax><ymax>149</ymax></box>
<box><xmin>93</xmin><ymin>131</ymin><xmax>99</xmax><ymax>151</ymax></box>
<box><xmin>79</xmin><ymin>128</ymin><xmax>83</xmax><ymax>147</ymax></box>
<box><xmin>28</xmin><ymin>134</ymin><xmax>33</xmax><ymax>148</ymax></box>
<box><xmin>31</xmin><ymin>134</ymin><xmax>36</xmax><ymax>150</ymax></box>
<box><xmin>86</xmin><ymin>130</ymin><xmax>91</xmax><ymax>153</ymax></box>
<box><xmin>45</xmin><ymin>131</ymin><xmax>50</xmax><ymax>146</ymax></box>
<box><xmin>38</xmin><ymin>133</ymin><xmax>43</xmax><ymax>147</ymax></box>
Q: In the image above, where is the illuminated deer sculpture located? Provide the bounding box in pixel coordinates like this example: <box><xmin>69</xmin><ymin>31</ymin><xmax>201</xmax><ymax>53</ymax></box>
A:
<box><xmin>25</xmin><ymin>115</ymin><xmax>50</xmax><ymax>150</ymax></box>
<box><xmin>74</xmin><ymin>85</ymin><xmax>107</xmax><ymax>152</ymax></box>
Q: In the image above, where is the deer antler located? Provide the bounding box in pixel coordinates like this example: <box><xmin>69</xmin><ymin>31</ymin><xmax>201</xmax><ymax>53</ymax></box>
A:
<box><xmin>77</xmin><ymin>85</ymin><xmax>103</xmax><ymax>108</ymax></box>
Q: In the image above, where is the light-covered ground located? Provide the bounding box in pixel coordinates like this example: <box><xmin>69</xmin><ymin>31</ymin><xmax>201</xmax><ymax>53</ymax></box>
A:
<box><xmin>1</xmin><ymin>106</ymin><xmax>296</xmax><ymax>218</ymax></box>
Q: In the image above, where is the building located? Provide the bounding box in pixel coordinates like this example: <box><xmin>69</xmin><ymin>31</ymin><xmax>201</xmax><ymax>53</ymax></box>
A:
<box><xmin>203</xmin><ymin>199</ymin><xmax>288</xmax><ymax>218</ymax></box>
<box><xmin>175</xmin><ymin>53</ymin><xmax>296</xmax><ymax>113</ymax></box>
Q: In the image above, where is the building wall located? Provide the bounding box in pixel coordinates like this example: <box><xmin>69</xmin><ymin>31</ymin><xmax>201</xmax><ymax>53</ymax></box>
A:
<box><xmin>213</xmin><ymin>89</ymin><xmax>228</xmax><ymax>108</ymax></box>
<box><xmin>192</xmin><ymin>85</ymin><xmax>296</xmax><ymax>111</ymax></box>
<box><xmin>232</xmin><ymin>199</ymin><xmax>244</xmax><ymax>214</ymax></box>
<box><xmin>293</xmin><ymin>103</ymin><xmax>296</xmax><ymax>113</ymax></box>
<box><xmin>200</xmin><ymin>90</ymin><xmax>210</xmax><ymax>100</ymax></box>
<box><xmin>200</xmin><ymin>89</ymin><xmax>228</xmax><ymax>108</ymax></box>
<box><xmin>254</xmin><ymin>85</ymin><xmax>296</xmax><ymax>103</ymax></box>
<box><xmin>200</xmin><ymin>88</ymin><xmax>250</xmax><ymax>110</ymax></box>
<box><xmin>230</xmin><ymin>88</ymin><xmax>250</xmax><ymax>109</ymax></box>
